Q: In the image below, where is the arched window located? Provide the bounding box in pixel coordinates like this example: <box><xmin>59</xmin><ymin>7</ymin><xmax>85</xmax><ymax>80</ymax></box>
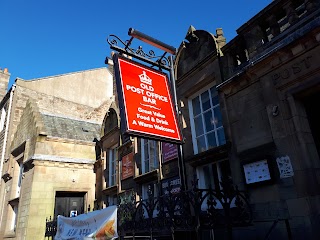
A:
<box><xmin>104</xmin><ymin>109</ymin><xmax>118</xmax><ymax>135</ymax></box>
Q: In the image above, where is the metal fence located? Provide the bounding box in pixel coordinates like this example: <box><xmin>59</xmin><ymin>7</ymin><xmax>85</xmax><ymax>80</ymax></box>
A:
<box><xmin>45</xmin><ymin>182</ymin><xmax>252</xmax><ymax>240</ymax></box>
<box><xmin>117</xmin><ymin>182</ymin><xmax>252</xmax><ymax>240</ymax></box>
<box><xmin>45</xmin><ymin>216</ymin><xmax>57</xmax><ymax>239</ymax></box>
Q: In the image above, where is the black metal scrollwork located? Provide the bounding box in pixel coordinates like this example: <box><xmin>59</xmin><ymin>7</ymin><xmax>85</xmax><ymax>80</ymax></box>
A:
<box><xmin>117</xmin><ymin>182</ymin><xmax>252</xmax><ymax>239</ymax></box>
<box><xmin>107</xmin><ymin>34</ymin><xmax>172</xmax><ymax>70</ymax></box>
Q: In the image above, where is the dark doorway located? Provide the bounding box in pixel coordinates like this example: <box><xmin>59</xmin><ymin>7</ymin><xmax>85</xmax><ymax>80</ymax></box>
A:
<box><xmin>303</xmin><ymin>92</ymin><xmax>320</xmax><ymax>157</ymax></box>
<box><xmin>54</xmin><ymin>192</ymin><xmax>86</xmax><ymax>218</ymax></box>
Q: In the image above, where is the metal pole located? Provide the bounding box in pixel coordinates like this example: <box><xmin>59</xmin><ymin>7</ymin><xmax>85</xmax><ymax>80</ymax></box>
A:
<box><xmin>128</xmin><ymin>28</ymin><xmax>176</xmax><ymax>54</ymax></box>
<box><xmin>169</xmin><ymin>55</ymin><xmax>187</xmax><ymax>191</ymax></box>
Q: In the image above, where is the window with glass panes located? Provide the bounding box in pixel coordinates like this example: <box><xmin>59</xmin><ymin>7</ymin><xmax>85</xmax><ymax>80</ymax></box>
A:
<box><xmin>16</xmin><ymin>163</ymin><xmax>24</xmax><ymax>198</ymax></box>
<box><xmin>0</xmin><ymin>107</ymin><xmax>6</xmax><ymax>131</ymax></box>
<box><xmin>141</xmin><ymin>183</ymin><xmax>159</xmax><ymax>217</ymax></box>
<box><xmin>141</xmin><ymin>139</ymin><xmax>159</xmax><ymax>174</ymax></box>
<box><xmin>142</xmin><ymin>183</ymin><xmax>158</xmax><ymax>200</ymax></box>
<box><xmin>10</xmin><ymin>202</ymin><xmax>19</xmax><ymax>232</ymax></box>
<box><xmin>197</xmin><ymin>160</ymin><xmax>232</xmax><ymax>210</ymax></box>
<box><xmin>196</xmin><ymin>160</ymin><xmax>231</xmax><ymax>190</ymax></box>
<box><xmin>108</xmin><ymin>195</ymin><xmax>118</xmax><ymax>206</ymax></box>
<box><xmin>108</xmin><ymin>147</ymin><xmax>117</xmax><ymax>186</ymax></box>
<box><xmin>189</xmin><ymin>86</ymin><xmax>226</xmax><ymax>154</ymax></box>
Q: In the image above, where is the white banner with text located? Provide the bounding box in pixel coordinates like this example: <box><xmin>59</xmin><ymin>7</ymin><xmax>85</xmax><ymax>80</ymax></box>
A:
<box><xmin>55</xmin><ymin>205</ymin><xmax>118</xmax><ymax>240</ymax></box>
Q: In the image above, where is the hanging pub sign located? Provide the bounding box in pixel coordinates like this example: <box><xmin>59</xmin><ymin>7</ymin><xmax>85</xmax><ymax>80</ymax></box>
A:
<box><xmin>113</xmin><ymin>54</ymin><xmax>182</xmax><ymax>143</ymax></box>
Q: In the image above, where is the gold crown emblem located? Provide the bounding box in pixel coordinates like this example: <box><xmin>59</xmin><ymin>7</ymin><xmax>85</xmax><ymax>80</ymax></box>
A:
<box><xmin>139</xmin><ymin>71</ymin><xmax>152</xmax><ymax>85</ymax></box>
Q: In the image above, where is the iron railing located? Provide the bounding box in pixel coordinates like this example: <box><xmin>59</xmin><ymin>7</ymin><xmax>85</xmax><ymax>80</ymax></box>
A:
<box><xmin>45</xmin><ymin>182</ymin><xmax>252</xmax><ymax>240</ymax></box>
<box><xmin>117</xmin><ymin>182</ymin><xmax>252</xmax><ymax>240</ymax></box>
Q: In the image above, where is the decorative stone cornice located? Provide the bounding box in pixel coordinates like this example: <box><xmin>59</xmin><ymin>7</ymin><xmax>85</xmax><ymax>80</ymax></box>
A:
<box><xmin>27</xmin><ymin>154</ymin><xmax>95</xmax><ymax>165</ymax></box>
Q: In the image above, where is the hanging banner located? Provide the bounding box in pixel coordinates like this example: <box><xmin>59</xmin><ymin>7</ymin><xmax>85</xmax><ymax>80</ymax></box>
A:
<box><xmin>113</xmin><ymin>54</ymin><xmax>182</xmax><ymax>143</ymax></box>
<box><xmin>55</xmin><ymin>205</ymin><xmax>118</xmax><ymax>240</ymax></box>
<box><xmin>122</xmin><ymin>152</ymin><xmax>134</xmax><ymax>179</ymax></box>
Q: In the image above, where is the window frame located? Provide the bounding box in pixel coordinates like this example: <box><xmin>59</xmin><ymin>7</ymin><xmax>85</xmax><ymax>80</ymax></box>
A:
<box><xmin>141</xmin><ymin>183</ymin><xmax>158</xmax><ymax>200</ymax></box>
<box><xmin>108</xmin><ymin>195</ymin><xmax>118</xmax><ymax>206</ymax></box>
<box><xmin>0</xmin><ymin>107</ymin><xmax>6</xmax><ymax>131</ymax></box>
<box><xmin>16</xmin><ymin>163</ymin><xmax>24</xmax><ymax>198</ymax></box>
<box><xmin>196</xmin><ymin>160</ymin><xmax>231</xmax><ymax>190</ymax></box>
<box><xmin>141</xmin><ymin>183</ymin><xmax>159</xmax><ymax>218</ymax></box>
<box><xmin>107</xmin><ymin>146</ymin><xmax>117</xmax><ymax>187</ymax></box>
<box><xmin>196</xmin><ymin>160</ymin><xmax>233</xmax><ymax>210</ymax></box>
<box><xmin>10</xmin><ymin>202</ymin><xmax>19</xmax><ymax>232</ymax></box>
<box><xmin>188</xmin><ymin>84</ymin><xmax>226</xmax><ymax>154</ymax></box>
<box><xmin>140</xmin><ymin>138</ymin><xmax>159</xmax><ymax>174</ymax></box>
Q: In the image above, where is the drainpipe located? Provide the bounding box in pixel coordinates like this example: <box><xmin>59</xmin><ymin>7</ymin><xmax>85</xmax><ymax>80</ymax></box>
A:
<box><xmin>0</xmin><ymin>84</ymin><xmax>16</xmax><ymax>225</ymax></box>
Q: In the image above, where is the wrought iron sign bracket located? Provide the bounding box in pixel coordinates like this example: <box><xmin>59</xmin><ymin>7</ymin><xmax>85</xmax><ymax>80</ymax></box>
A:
<box><xmin>107</xmin><ymin>32</ymin><xmax>173</xmax><ymax>71</ymax></box>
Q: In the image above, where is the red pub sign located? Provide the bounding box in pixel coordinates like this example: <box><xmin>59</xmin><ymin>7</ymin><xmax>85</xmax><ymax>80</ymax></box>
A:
<box><xmin>113</xmin><ymin>54</ymin><xmax>182</xmax><ymax>143</ymax></box>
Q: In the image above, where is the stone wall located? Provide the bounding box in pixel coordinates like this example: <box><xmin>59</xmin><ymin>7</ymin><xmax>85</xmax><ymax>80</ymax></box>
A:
<box><xmin>0</xmin><ymin>68</ymin><xmax>10</xmax><ymax>100</ymax></box>
<box><xmin>23</xmin><ymin>161</ymin><xmax>95</xmax><ymax>239</ymax></box>
<box><xmin>16</xmin><ymin>68</ymin><xmax>113</xmax><ymax>108</ymax></box>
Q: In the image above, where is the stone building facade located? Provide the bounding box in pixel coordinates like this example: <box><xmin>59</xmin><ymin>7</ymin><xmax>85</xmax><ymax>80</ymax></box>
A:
<box><xmin>175</xmin><ymin>0</ymin><xmax>320</xmax><ymax>239</ymax></box>
<box><xmin>174</xmin><ymin>27</ymin><xmax>230</xmax><ymax>239</ymax></box>
<box><xmin>72</xmin><ymin>0</ymin><xmax>320</xmax><ymax>239</ymax></box>
<box><xmin>0</xmin><ymin>67</ymin><xmax>114</xmax><ymax>239</ymax></box>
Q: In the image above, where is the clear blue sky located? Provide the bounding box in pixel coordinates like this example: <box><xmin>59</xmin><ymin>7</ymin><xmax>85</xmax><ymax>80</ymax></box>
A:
<box><xmin>0</xmin><ymin>0</ymin><xmax>271</xmax><ymax>88</ymax></box>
